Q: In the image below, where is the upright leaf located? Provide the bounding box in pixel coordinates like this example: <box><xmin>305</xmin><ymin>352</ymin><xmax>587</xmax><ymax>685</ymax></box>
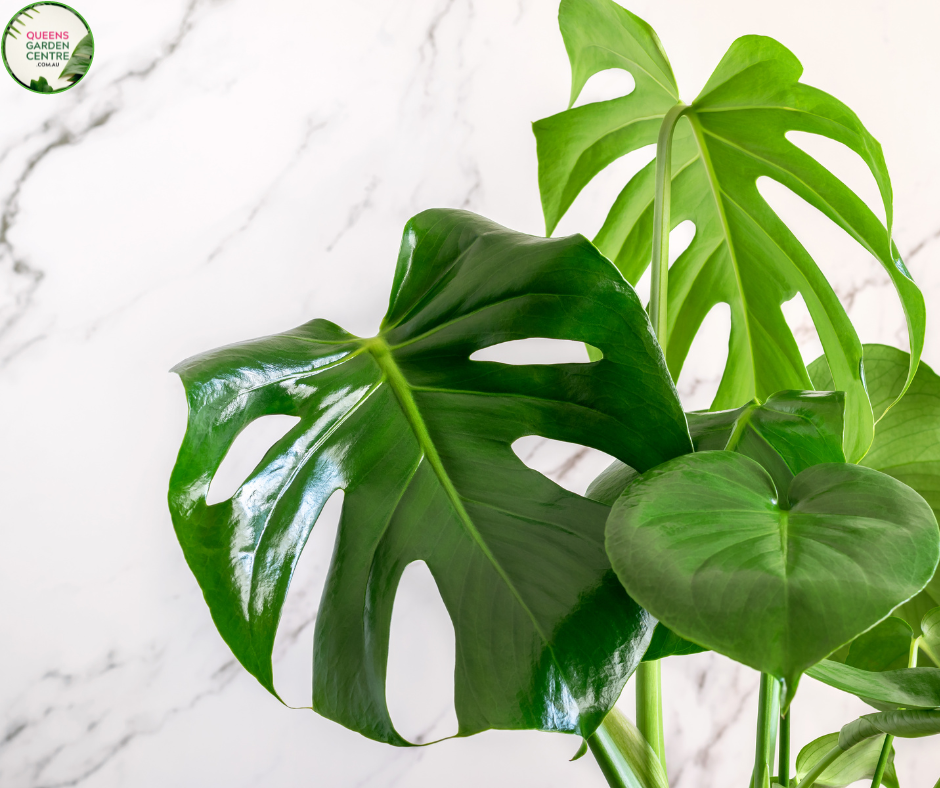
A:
<box><xmin>535</xmin><ymin>0</ymin><xmax>925</xmax><ymax>461</ymax></box>
<box><xmin>169</xmin><ymin>209</ymin><xmax>693</xmax><ymax>745</ymax></box>
<box><xmin>605</xmin><ymin>451</ymin><xmax>939</xmax><ymax>701</ymax></box>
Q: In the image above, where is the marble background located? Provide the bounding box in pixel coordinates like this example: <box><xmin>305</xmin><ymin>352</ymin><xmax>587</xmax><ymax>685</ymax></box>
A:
<box><xmin>0</xmin><ymin>0</ymin><xmax>938</xmax><ymax>785</ymax></box>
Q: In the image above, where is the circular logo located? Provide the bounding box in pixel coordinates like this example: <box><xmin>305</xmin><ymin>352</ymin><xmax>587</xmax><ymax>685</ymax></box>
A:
<box><xmin>2</xmin><ymin>3</ymin><xmax>92</xmax><ymax>93</ymax></box>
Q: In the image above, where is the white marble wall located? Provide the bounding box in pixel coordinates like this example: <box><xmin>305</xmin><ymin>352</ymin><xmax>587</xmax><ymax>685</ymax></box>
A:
<box><xmin>0</xmin><ymin>0</ymin><xmax>938</xmax><ymax>785</ymax></box>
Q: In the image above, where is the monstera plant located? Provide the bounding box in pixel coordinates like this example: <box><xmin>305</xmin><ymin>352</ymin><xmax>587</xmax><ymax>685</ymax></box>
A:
<box><xmin>168</xmin><ymin>1</ymin><xmax>940</xmax><ymax>786</ymax></box>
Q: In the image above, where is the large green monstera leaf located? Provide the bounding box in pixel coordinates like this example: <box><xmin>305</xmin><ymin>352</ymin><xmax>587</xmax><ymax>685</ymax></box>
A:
<box><xmin>169</xmin><ymin>209</ymin><xmax>693</xmax><ymax>745</ymax></box>
<box><xmin>534</xmin><ymin>0</ymin><xmax>924</xmax><ymax>461</ymax></box>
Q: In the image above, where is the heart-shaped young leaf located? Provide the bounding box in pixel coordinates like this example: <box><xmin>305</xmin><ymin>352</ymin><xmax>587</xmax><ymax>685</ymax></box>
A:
<box><xmin>605</xmin><ymin>451</ymin><xmax>940</xmax><ymax>701</ymax></box>
<box><xmin>811</xmin><ymin>345</ymin><xmax>940</xmax><ymax>644</ymax></box>
<box><xmin>844</xmin><ymin>618</ymin><xmax>914</xmax><ymax>673</ymax></box>
<box><xmin>795</xmin><ymin>732</ymin><xmax>898</xmax><ymax>788</ymax></box>
<box><xmin>535</xmin><ymin>0</ymin><xmax>925</xmax><ymax>461</ymax></box>
<box><xmin>169</xmin><ymin>209</ymin><xmax>693</xmax><ymax>745</ymax></box>
<box><xmin>688</xmin><ymin>390</ymin><xmax>844</xmax><ymax>503</ymax></box>
<box><xmin>806</xmin><ymin>660</ymin><xmax>940</xmax><ymax>711</ymax></box>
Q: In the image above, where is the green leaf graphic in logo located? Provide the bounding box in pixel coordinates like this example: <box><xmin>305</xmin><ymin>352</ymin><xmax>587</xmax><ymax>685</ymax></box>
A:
<box><xmin>28</xmin><ymin>75</ymin><xmax>53</xmax><ymax>92</ymax></box>
<box><xmin>59</xmin><ymin>32</ymin><xmax>93</xmax><ymax>84</ymax></box>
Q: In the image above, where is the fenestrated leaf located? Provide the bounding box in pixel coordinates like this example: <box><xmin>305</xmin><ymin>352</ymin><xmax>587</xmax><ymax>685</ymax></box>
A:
<box><xmin>795</xmin><ymin>732</ymin><xmax>898</xmax><ymax>788</ymax></box>
<box><xmin>806</xmin><ymin>660</ymin><xmax>940</xmax><ymax>710</ymax></box>
<box><xmin>535</xmin><ymin>0</ymin><xmax>925</xmax><ymax>462</ymax></box>
<box><xmin>845</xmin><ymin>618</ymin><xmax>914</xmax><ymax>673</ymax></box>
<box><xmin>169</xmin><ymin>209</ymin><xmax>694</xmax><ymax>745</ymax></box>
<box><xmin>59</xmin><ymin>32</ymin><xmax>93</xmax><ymax>84</ymax></box>
<box><xmin>605</xmin><ymin>451</ymin><xmax>940</xmax><ymax>702</ymax></box>
<box><xmin>810</xmin><ymin>345</ymin><xmax>940</xmax><ymax>650</ymax></box>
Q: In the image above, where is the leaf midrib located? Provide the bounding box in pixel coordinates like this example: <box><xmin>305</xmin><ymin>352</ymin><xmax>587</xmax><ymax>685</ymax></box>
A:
<box><xmin>365</xmin><ymin>337</ymin><xmax>563</xmax><ymax>658</ymax></box>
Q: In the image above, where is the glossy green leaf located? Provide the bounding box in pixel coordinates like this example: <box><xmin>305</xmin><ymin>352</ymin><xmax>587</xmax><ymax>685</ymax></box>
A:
<box><xmin>605</xmin><ymin>451</ymin><xmax>940</xmax><ymax>700</ymax></box>
<box><xmin>795</xmin><ymin>732</ymin><xmax>898</xmax><ymax>788</ymax></box>
<box><xmin>810</xmin><ymin>345</ymin><xmax>940</xmax><ymax>647</ymax></box>
<box><xmin>806</xmin><ymin>660</ymin><xmax>940</xmax><ymax>710</ymax></box>
<box><xmin>845</xmin><ymin>618</ymin><xmax>914</xmax><ymax>673</ymax></box>
<box><xmin>588</xmin><ymin>708</ymin><xmax>669</xmax><ymax>788</ymax></box>
<box><xmin>536</xmin><ymin>0</ymin><xmax>925</xmax><ymax>462</ymax></box>
<box><xmin>169</xmin><ymin>209</ymin><xmax>694</xmax><ymax>745</ymax></box>
<box><xmin>641</xmin><ymin>622</ymin><xmax>706</xmax><ymax>661</ymax></box>
<box><xmin>839</xmin><ymin>709</ymin><xmax>940</xmax><ymax>749</ymax></box>
<box><xmin>688</xmin><ymin>390</ymin><xmax>844</xmax><ymax>504</ymax></box>
<box><xmin>59</xmin><ymin>32</ymin><xmax>93</xmax><ymax>83</ymax></box>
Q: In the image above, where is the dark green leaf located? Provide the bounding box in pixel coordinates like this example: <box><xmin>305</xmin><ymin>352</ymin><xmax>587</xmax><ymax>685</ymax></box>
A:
<box><xmin>536</xmin><ymin>0</ymin><xmax>925</xmax><ymax>462</ymax></box>
<box><xmin>28</xmin><ymin>76</ymin><xmax>54</xmax><ymax>93</ymax></box>
<box><xmin>687</xmin><ymin>390</ymin><xmax>844</xmax><ymax>504</ymax></box>
<box><xmin>605</xmin><ymin>451</ymin><xmax>939</xmax><ymax>701</ymax></box>
<box><xmin>806</xmin><ymin>660</ymin><xmax>940</xmax><ymax>710</ymax></box>
<box><xmin>59</xmin><ymin>32</ymin><xmax>93</xmax><ymax>83</ymax></box>
<box><xmin>810</xmin><ymin>345</ymin><xmax>940</xmax><ymax>652</ymax></box>
<box><xmin>169</xmin><ymin>209</ymin><xmax>693</xmax><ymax>744</ymax></box>
<box><xmin>845</xmin><ymin>618</ymin><xmax>914</xmax><ymax>673</ymax></box>
<box><xmin>641</xmin><ymin>622</ymin><xmax>706</xmax><ymax>661</ymax></box>
<box><xmin>795</xmin><ymin>732</ymin><xmax>897</xmax><ymax>788</ymax></box>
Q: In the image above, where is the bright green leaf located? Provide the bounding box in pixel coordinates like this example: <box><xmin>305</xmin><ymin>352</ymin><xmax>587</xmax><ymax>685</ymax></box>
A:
<box><xmin>536</xmin><ymin>0</ymin><xmax>925</xmax><ymax>462</ymax></box>
<box><xmin>28</xmin><ymin>76</ymin><xmax>54</xmax><ymax>93</ymax></box>
<box><xmin>806</xmin><ymin>660</ymin><xmax>940</xmax><ymax>710</ymax></box>
<box><xmin>923</xmin><ymin>608</ymin><xmax>940</xmax><ymax>666</ymax></box>
<box><xmin>169</xmin><ymin>209</ymin><xmax>694</xmax><ymax>745</ymax></box>
<box><xmin>795</xmin><ymin>732</ymin><xmax>898</xmax><ymax>788</ymax></box>
<box><xmin>605</xmin><ymin>451</ymin><xmax>939</xmax><ymax>700</ymax></box>
<box><xmin>845</xmin><ymin>618</ymin><xmax>914</xmax><ymax>673</ymax></box>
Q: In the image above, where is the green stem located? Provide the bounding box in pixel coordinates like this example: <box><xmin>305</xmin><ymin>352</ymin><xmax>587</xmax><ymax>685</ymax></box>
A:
<box><xmin>794</xmin><ymin>745</ymin><xmax>843</xmax><ymax>788</ymax></box>
<box><xmin>869</xmin><ymin>734</ymin><xmax>893</xmax><ymax>788</ymax></box>
<box><xmin>778</xmin><ymin>708</ymin><xmax>791</xmax><ymax>788</ymax></box>
<box><xmin>636</xmin><ymin>660</ymin><xmax>667</xmax><ymax>777</ymax></box>
<box><xmin>649</xmin><ymin>103</ymin><xmax>690</xmax><ymax>347</ymax></box>
<box><xmin>588</xmin><ymin>724</ymin><xmax>635</xmax><ymax>788</ymax></box>
<box><xmin>753</xmin><ymin>674</ymin><xmax>780</xmax><ymax>788</ymax></box>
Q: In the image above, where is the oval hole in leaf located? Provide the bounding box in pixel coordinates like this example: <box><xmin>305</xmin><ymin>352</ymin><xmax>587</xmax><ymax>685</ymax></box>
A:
<box><xmin>470</xmin><ymin>337</ymin><xmax>592</xmax><ymax>365</ymax></box>
<box><xmin>206</xmin><ymin>414</ymin><xmax>301</xmax><ymax>505</ymax></box>
<box><xmin>512</xmin><ymin>436</ymin><xmax>616</xmax><ymax>496</ymax></box>
<box><xmin>781</xmin><ymin>292</ymin><xmax>823</xmax><ymax>366</ymax></box>
<box><xmin>669</xmin><ymin>220</ymin><xmax>695</xmax><ymax>267</ymax></box>
<box><xmin>553</xmin><ymin>144</ymin><xmax>656</xmax><ymax>239</ymax></box>
<box><xmin>272</xmin><ymin>489</ymin><xmax>343</xmax><ymax>705</ymax></box>
<box><xmin>572</xmin><ymin>67</ymin><xmax>636</xmax><ymax>108</ymax></box>
<box><xmin>785</xmin><ymin>131</ymin><xmax>886</xmax><ymax>227</ymax></box>
<box><xmin>675</xmin><ymin>302</ymin><xmax>730</xmax><ymax>412</ymax></box>
<box><xmin>386</xmin><ymin>561</ymin><xmax>459</xmax><ymax>744</ymax></box>
<box><xmin>756</xmin><ymin>176</ymin><xmax>903</xmax><ymax>348</ymax></box>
